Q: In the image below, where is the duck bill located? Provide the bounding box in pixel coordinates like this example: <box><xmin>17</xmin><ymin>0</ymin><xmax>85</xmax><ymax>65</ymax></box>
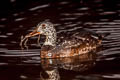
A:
<box><xmin>25</xmin><ymin>30</ymin><xmax>40</xmax><ymax>38</ymax></box>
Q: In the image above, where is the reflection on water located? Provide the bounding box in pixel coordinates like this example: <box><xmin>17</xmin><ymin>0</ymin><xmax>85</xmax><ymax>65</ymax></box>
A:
<box><xmin>41</xmin><ymin>52</ymin><xmax>96</xmax><ymax>71</ymax></box>
<box><xmin>40</xmin><ymin>52</ymin><xmax>96</xmax><ymax>80</ymax></box>
<box><xmin>0</xmin><ymin>0</ymin><xmax>120</xmax><ymax>80</ymax></box>
<box><xmin>0</xmin><ymin>51</ymin><xmax>96</xmax><ymax>80</ymax></box>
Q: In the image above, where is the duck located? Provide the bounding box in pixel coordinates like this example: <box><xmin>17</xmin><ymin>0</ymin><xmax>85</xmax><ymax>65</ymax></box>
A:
<box><xmin>20</xmin><ymin>20</ymin><xmax>109</xmax><ymax>58</ymax></box>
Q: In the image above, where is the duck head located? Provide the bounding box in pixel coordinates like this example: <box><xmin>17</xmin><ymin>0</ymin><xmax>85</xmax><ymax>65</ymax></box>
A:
<box><xmin>26</xmin><ymin>21</ymin><xmax>57</xmax><ymax>46</ymax></box>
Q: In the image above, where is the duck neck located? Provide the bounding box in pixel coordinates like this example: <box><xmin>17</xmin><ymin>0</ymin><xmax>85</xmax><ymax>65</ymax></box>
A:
<box><xmin>44</xmin><ymin>30</ymin><xmax>57</xmax><ymax>47</ymax></box>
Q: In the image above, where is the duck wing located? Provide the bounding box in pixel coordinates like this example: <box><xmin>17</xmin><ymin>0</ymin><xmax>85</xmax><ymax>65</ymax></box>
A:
<box><xmin>56</xmin><ymin>28</ymin><xmax>102</xmax><ymax>49</ymax></box>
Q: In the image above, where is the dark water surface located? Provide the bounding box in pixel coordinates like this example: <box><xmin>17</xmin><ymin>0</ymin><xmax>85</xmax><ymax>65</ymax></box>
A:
<box><xmin>0</xmin><ymin>0</ymin><xmax>120</xmax><ymax>80</ymax></box>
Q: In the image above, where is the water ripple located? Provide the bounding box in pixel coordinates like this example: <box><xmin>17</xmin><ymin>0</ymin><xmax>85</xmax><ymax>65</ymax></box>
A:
<box><xmin>103</xmin><ymin>74</ymin><xmax>120</xmax><ymax>79</ymax></box>
<box><xmin>0</xmin><ymin>35</ymin><xmax>8</xmax><ymax>38</ymax></box>
<box><xmin>15</xmin><ymin>18</ymin><xmax>26</xmax><ymax>22</ymax></box>
<box><xmin>29</xmin><ymin>4</ymin><xmax>50</xmax><ymax>11</ymax></box>
<box><xmin>59</xmin><ymin>1</ymin><xmax>69</xmax><ymax>5</ymax></box>
<box><xmin>0</xmin><ymin>49</ymin><xmax>40</xmax><ymax>57</ymax></box>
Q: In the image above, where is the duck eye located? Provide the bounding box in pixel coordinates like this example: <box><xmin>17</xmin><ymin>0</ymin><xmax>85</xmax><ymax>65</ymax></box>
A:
<box><xmin>41</xmin><ymin>24</ymin><xmax>46</xmax><ymax>29</ymax></box>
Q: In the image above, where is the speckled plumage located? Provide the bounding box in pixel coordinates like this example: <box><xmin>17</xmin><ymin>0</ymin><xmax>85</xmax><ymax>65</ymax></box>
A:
<box><xmin>21</xmin><ymin>21</ymin><xmax>108</xmax><ymax>58</ymax></box>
